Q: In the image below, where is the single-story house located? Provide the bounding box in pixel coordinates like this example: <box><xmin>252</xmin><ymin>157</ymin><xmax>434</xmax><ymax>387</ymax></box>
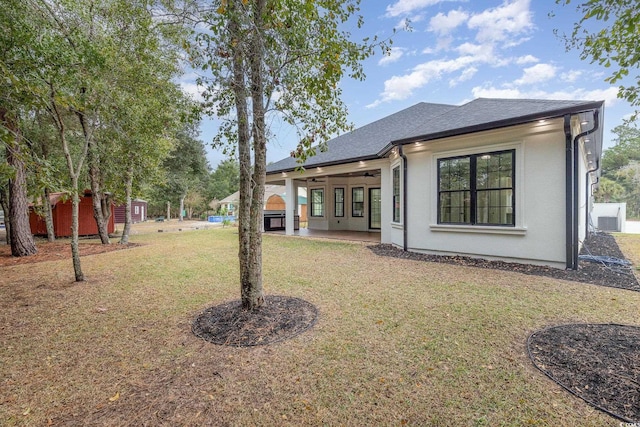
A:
<box><xmin>218</xmin><ymin>193</ymin><xmax>238</xmax><ymax>216</ymax></box>
<box><xmin>29</xmin><ymin>191</ymin><xmax>115</xmax><ymax>237</ymax></box>
<box><xmin>114</xmin><ymin>199</ymin><xmax>148</xmax><ymax>223</ymax></box>
<box><xmin>265</xmin><ymin>98</ymin><xmax>604</xmax><ymax>270</ymax></box>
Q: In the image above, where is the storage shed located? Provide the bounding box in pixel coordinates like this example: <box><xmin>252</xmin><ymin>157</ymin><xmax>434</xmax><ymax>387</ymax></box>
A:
<box><xmin>29</xmin><ymin>191</ymin><xmax>115</xmax><ymax>237</ymax></box>
<box><xmin>114</xmin><ymin>199</ymin><xmax>148</xmax><ymax>223</ymax></box>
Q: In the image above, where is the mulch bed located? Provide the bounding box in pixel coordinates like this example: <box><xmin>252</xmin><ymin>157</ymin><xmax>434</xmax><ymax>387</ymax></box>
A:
<box><xmin>370</xmin><ymin>232</ymin><xmax>640</xmax><ymax>421</ymax></box>
<box><xmin>0</xmin><ymin>239</ymin><xmax>142</xmax><ymax>267</ymax></box>
<box><xmin>528</xmin><ymin>324</ymin><xmax>640</xmax><ymax>422</ymax></box>
<box><xmin>369</xmin><ymin>232</ymin><xmax>640</xmax><ymax>292</ymax></box>
<box><xmin>192</xmin><ymin>295</ymin><xmax>318</xmax><ymax>347</ymax></box>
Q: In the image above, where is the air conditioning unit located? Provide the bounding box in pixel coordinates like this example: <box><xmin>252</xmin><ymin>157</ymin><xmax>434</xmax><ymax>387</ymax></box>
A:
<box><xmin>598</xmin><ymin>216</ymin><xmax>619</xmax><ymax>232</ymax></box>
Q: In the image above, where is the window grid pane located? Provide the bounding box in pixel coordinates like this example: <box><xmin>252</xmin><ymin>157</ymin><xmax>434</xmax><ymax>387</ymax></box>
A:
<box><xmin>311</xmin><ymin>189</ymin><xmax>324</xmax><ymax>217</ymax></box>
<box><xmin>352</xmin><ymin>187</ymin><xmax>364</xmax><ymax>217</ymax></box>
<box><xmin>334</xmin><ymin>188</ymin><xmax>344</xmax><ymax>217</ymax></box>
<box><xmin>393</xmin><ymin>166</ymin><xmax>400</xmax><ymax>222</ymax></box>
<box><xmin>438</xmin><ymin>150</ymin><xmax>514</xmax><ymax>226</ymax></box>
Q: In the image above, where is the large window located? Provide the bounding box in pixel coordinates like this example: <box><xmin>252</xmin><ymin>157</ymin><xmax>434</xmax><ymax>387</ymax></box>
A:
<box><xmin>334</xmin><ymin>188</ymin><xmax>344</xmax><ymax>217</ymax></box>
<box><xmin>352</xmin><ymin>187</ymin><xmax>364</xmax><ymax>217</ymax></box>
<box><xmin>392</xmin><ymin>166</ymin><xmax>400</xmax><ymax>222</ymax></box>
<box><xmin>310</xmin><ymin>188</ymin><xmax>324</xmax><ymax>217</ymax></box>
<box><xmin>438</xmin><ymin>150</ymin><xmax>514</xmax><ymax>226</ymax></box>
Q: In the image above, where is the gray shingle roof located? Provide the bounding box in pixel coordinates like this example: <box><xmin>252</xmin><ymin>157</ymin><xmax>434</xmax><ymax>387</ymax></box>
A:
<box><xmin>267</xmin><ymin>98</ymin><xmax>603</xmax><ymax>174</ymax></box>
<box><xmin>390</xmin><ymin>98</ymin><xmax>603</xmax><ymax>146</ymax></box>
<box><xmin>266</xmin><ymin>102</ymin><xmax>455</xmax><ymax>173</ymax></box>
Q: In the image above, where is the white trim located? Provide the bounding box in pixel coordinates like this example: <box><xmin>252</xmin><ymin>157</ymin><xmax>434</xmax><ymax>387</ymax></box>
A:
<box><xmin>309</xmin><ymin>187</ymin><xmax>326</xmax><ymax>218</ymax></box>
<box><xmin>429</xmin><ymin>224</ymin><xmax>527</xmax><ymax>235</ymax></box>
<box><xmin>390</xmin><ymin>159</ymin><xmax>402</xmax><ymax>225</ymax></box>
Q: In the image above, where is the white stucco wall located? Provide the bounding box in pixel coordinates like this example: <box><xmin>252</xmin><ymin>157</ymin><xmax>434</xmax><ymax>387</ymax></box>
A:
<box><xmin>297</xmin><ymin>159</ymin><xmax>388</xmax><ymax>233</ymax></box>
<box><xmin>391</xmin><ymin>120</ymin><xmax>570</xmax><ymax>268</ymax></box>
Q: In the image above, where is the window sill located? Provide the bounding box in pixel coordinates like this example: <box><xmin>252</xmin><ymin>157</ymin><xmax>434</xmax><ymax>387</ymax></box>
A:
<box><xmin>429</xmin><ymin>224</ymin><xmax>526</xmax><ymax>235</ymax></box>
<box><xmin>391</xmin><ymin>222</ymin><xmax>403</xmax><ymax>230</ymax></box>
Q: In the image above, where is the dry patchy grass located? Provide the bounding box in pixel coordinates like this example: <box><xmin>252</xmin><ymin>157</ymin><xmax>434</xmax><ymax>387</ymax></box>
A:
<box><xmin>2</xmin><ymin>227</ymin><xmax>640</xmax><ymax>426</ymax></box>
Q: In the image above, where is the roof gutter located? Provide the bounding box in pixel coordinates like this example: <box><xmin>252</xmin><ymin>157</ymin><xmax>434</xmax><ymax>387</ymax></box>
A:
<box><xmin>585</xmin><ymin>158</ymin><xmax>600</xmax><ymax>239</ymax></box>
<box><xmin>399</xmin><ymin>145</ymin><xmax>408</xmax><ymax>251</ymax></box>
<box><xmin>266</xmin><ymin>154</ymin><xmax>381</xmax><ymax>176</ymax></box>
<box><xmin>565</xmin><ymin>108</ymin><xmax>600</xmax><ymax>270</ymax></box>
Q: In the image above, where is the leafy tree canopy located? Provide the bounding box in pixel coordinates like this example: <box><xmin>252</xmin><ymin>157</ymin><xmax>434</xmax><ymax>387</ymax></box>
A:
<box><xmin>597</xmin><ymin>123</ymin><xmax>640</xmax><ymax>216</ymax></box>
<box><xmin>556</xmin><ymin>0</ymin><xmax>640</xmax><ymax>118</ymax></box>
<box><xmin>206</xmin><ymin>159</ymin><xmax>239</xmax><ymax>201</ymax></box>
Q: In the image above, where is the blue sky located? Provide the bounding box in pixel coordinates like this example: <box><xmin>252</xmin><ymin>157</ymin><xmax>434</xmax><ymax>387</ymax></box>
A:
<box><xmin>183</xmin><ymin>0</ymin><xmax>635</xmax><ymax>169</ymax></box>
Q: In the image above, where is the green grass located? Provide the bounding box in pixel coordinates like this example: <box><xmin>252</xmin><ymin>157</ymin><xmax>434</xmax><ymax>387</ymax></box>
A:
<box><xmin>1</xmin><ymin>226</ymin><xmax>638</xmax><ymax>426</ymax></box>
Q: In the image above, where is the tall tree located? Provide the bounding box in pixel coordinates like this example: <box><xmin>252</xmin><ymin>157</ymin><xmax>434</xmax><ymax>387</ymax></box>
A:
<box><xmin>0</xmin><ymin>0</ymin><xmax>39</xmax><ymax>256</ymax></box>
<box><xmin>0</xmin><ymin>110</ymin><xmax>37</xmax><ymax>256</ymax></box>
<box><xmin>596</xmin><ymin>123</ymin><xmax>640</xmax><ymax>216</ymax></box>
<box><xmin>193</xmin><ymin>0</ymin><xmax>385</xmax><ymax>309</ymax></box>
<box><xmin>555</xmin><ymin>0</ymin><xmax>640</xmax><ymax>117</ymax></box>
<box><xmin>159</xmin><ymin>125</ymin><xmax>210</xmax><ymax>221</ymax></box>
<box><xmin>206</xmin><ymin>159</ymin><xmax>240</xmax><ymax>201</ymax></box>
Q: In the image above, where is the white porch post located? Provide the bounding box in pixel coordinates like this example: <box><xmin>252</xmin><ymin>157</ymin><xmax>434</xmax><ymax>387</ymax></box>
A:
<box><xmin>285</xmin><ymin>177</ymin><xmax>295</xmax><ymax>235</ymax></box>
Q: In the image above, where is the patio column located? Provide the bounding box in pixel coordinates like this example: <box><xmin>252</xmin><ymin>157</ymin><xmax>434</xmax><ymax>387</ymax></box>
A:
<box><xmin>285</xmin><ymin>177</ymin><xmax>295</xmax><ymax>235</ymax></box>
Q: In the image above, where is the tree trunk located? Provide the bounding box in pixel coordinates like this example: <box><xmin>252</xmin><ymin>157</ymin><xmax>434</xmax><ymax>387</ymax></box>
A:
<box><xmin>70</xmin><ymin>190</ymin><xmax>84</xmax><ymax>281</ymax></box>
<box><xmin>179</xmin><ymin>195</ymin><xmax>184</xmax><ymax>221</ymax></box>
<box><xmin>229</xmin><ymin>5</ymin><xmax>261</xmax><ymax>310</ymax></box>
<box><xmin>102</xmin><ymin>192</ymin><xmax>112</xmax><ymax>232</ymax></box>
<box><xmin>119</xmin><ymin>165</ymin><xmax>133</xmax><ymax>245</ymax></box>
<box><xmin>2</xmin><ymin>109</ymin><xmax>37</xmax><ymax>257</ymax></box>
<box><xmin>52</xmin><ymin>93</ymin><xmax>85</xmax><ymax>282</ymax></box>
<box><xmin>43</xmin><ymin>188</ymin><xmax>56</xmax><ymax>242</ymax></box>
<box><xmin>166</xmin><ymin>201</ymin><xmax>170</xmax><ymax>220</ymax></box>
<box><xmin>245</xmin><ymin>0</ymin><xmax>268</xmax><ymax>310</ymax></box>
<box><xmin>88</xmin><ymin>156</ymin><xmax>110</xmax><ymax>244</ymax></box>
<box><xmin>0</xmin><ymin>185</ymin><xmax>11</xmax><ymax>246</ymax></box>
<box><xmin>81</xmin><ymin>110</ymin><xmax>110</xmax><ymax>244</ymax></box>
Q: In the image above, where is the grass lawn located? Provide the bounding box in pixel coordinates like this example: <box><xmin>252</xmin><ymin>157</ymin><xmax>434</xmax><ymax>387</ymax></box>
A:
<box><xmin>2</xmin><ymin>226</ymin><xmax>639</xmax><ymax>426</ymax></box>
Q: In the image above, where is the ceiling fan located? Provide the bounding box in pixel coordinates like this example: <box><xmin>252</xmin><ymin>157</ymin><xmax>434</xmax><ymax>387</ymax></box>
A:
<box><xmin>363</xmin><ymin>172</ymin><xmax>379</xmax><ymax>178</ymax></box>
<box><xmin>310</xmin><ymin>177</ymin><xmax>325</xmax><ymax>182</ymax></box>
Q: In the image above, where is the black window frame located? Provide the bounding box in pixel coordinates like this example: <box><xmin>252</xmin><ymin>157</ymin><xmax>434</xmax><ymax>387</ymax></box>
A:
<box><xmin>437</xmin><ymin>149</ymin><xmax>515</xmax><ymax>226</ymax></box>
<box><xmin>352</xmin><ymin>187</ymin><xmax>364</xmax><ymax>217</ymax></box>
<box><xmin>310</xmin><ymin>188</ymin><xmax>324</xmax><ymax>217</ymax></box>
<box><xmin>392</xmin><ymin>165</ymin><xmax>401</xmax><ymax>223</ymax></box>
<box><xmin>334</xmin><ymin>187</ymin><xmax>344</xmax><ymax>217</ymax></box>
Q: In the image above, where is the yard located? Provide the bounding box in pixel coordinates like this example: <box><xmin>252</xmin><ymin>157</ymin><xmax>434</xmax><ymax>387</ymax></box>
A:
<box><xmin>1</xmin><ymin>224</ymin><xmax>639</xmax><ymax>426</ymax></box>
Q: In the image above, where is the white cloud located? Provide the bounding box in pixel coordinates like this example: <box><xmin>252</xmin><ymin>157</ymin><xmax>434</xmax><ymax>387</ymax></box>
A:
<box><xmin>180</xmin><ymin>81</ymin><xmax>205</xmax><ymax>102</ymax></box>
<box><xmin>471</xmin><ymin>84</ymin><xmax>619</xmax><ymax>105</ymax></box>
<box><xmin>471</xmin><ymin>86</ymin><xmax>523</xmax><ymax>99</ymax></box>
<box><xmin>516</xmin><ymin>54</ymin><xmax>538</xmax><ymax>65</ymax></box>
<box><xmin>467</xmin><ymin>0</ymin><xmax>534</xmax><ymax>45</ymax></box>
<box><xmin>561</xmin><ymin>70</ymin><xmax>583</xmax><ymax>83</ymax></box>
<box><xmin>395</xmin><ymin>13</ymin><xmax>426</xmax><ymax>29</ymax></box>
<box><xmin>455</xmin><ymin>42</ymin><xmax>494</xmax><ymax>59</ymax></box>
<box><xmin>379</xmin><ymin>47</ymin><xmax>407</xmax><ymax>66</ymax></box>
<box><xmin>449</xmin><ymin>67</ymin><xmax>478</xmax><ymax>87</ymax></box>
<box><xmin>513</xmin><ymin>63</ymin><xmax>557</xmax><ymax>85</ymax></box>
<box><xmin>366</xmin><ymin>56</ymin><xmax>478</xmax><ymax>107</ymax></box>
<box><xmin>386</xmin><ymin>0</ymin><xmax>447</xmax><ymax>17</ymax></box>
<box><xmin>428</xmin><ymin>9</ymin><xmax>469</xmax><ymax>36</ymax></box>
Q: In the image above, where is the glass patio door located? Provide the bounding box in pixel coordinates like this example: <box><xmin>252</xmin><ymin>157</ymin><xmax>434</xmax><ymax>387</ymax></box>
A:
<box><xmin>369</xmin><ymin>188</ymin><xmax>381</xmax><ymax>229</ymax></box>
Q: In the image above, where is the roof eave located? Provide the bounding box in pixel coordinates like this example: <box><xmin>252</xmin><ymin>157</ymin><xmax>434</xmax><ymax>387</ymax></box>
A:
<box><xmin>389</xmin><ymin>101</ymin><xmax>605</xmax><ymax>147</ymax></box>
<box><xmin>266</xmin><ymin>154</ymin><xmax>382</xmax><ymax>176</ymax></box>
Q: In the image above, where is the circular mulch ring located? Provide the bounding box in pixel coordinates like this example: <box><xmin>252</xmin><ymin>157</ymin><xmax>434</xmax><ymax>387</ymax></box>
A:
<box><xmin>192</xmin><ymin>295</ymin><xmax>318</xmax><ymax>347</ymax></box>
<box><xmin>527</xmin><ymin>323</ymin><xmax>640</xmax><ymax>422</ymax></box>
